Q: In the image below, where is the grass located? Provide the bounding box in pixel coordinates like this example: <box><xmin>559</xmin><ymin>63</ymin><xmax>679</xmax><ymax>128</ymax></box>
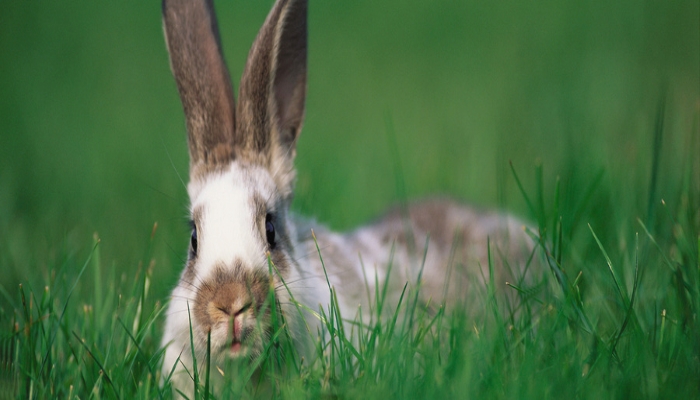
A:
<box><xmin>1</xmin><ymin>138</ymin><xmax>698</xmax><ymax>398</ymax></box>
<box><xmin>1</xmin><ymin>0</ymin><xmax>699</xmax><ymax>399</ymax></box>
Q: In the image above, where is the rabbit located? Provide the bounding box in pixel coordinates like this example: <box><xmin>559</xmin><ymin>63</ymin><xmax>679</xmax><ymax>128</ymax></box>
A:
<box><xmin>160</xmin><ymin>0</ymin><xmax>534</xmax><ymax>396</ymax></box>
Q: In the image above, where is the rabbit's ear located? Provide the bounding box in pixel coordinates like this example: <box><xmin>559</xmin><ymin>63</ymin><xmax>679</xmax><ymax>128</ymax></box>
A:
<box><xmin>162</xmin><ymin>0</ymin><xmax>236</xmax><ymax>171</ymax></box>
<box><xmin>236</xmin><ymin>0</ymin><xmax>307</xmax><ymax>165</ymax></box>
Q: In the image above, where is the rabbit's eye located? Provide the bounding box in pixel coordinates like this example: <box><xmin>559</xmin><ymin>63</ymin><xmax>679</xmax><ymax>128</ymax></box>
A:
<box><xmin>265</xmin><ymin>214</ymin><xmax>276</xmax><ymax>249</ymax></box>
<box><xmin>190</xmin><ymin>225</ymin><xmax>198</xmax><ymax>256</ymax></box>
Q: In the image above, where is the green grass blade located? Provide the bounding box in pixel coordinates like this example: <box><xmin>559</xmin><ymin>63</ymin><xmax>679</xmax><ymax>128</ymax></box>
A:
<box><xmin>509</xmin><ymin>161</ymin><xmax>537</xmax><ymax>219</ymax></box>
<box><xmin>203</xmin><ymin>331</ymin><xmax>210</xmax><ymax>400</ymax></box>
<box><xmin>72</xmin><ymin>331</ymin><xmax>121</xmax><ymax>400</ymax></box>
<box><xmin>610</xmin><ymin>233</ymin><xmax>641</xmax><ymax>357</ymax></box>
<box><xmin>40</xmin><ymin>239</ymin><xmax>101</xmax><ymax>377</ymax></box>
<box><xmin>186</xmin><ymin>303</ymin><xmax>198</xmax><ymax>400</ymax></box>
<box><xmin>588</xmin><ymin>223</ymin><xmax>628</xmax><ymax>306</ymax></box>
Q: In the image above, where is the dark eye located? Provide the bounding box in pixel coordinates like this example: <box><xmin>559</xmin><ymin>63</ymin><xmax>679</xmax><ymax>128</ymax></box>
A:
<box><xmin>190</xmin><ymin>225</ymin><xmax>198</xmax><ymax>256</ymax></box>
<box><xmin>265</xmin><ymin>213</ymin><xmax>276</xmax><ymax>248</ymax></box>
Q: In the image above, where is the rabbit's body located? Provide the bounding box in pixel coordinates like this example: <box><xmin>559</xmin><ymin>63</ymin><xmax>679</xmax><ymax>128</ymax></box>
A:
<box><xmin>159</xmin><ymin>0</ymin><xmax>533</xmax><ymax>396</ymax></box>
<box><xmin>299</xmin><ymin>198</ymin><xmax>530</xmax><ymax>319</ymax></box>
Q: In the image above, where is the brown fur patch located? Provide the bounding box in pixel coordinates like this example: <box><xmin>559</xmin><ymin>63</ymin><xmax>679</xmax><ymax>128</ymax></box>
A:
<box><xmin>162</xmin><ymin>0</ymin><xmax>237</xmax><ymax>170</ymax></box>
<box><xmin>194</xmin><ymin>263</ymin><xmax>270</xmax><ymax>331</ymax></box>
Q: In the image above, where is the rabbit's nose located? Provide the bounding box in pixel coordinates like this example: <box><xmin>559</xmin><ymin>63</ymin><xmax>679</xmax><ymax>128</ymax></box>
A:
<box><xmin>232</xmin><ymin>314</ymin><xmax>242</xmax><ymax>340</ymax></box>
<box><xmin>229</xmin><ymin>301</ymin><xmax>252</xmax><ymax>336</ymax></box>
<box><xmin>206</xmin><ymin>282</ymin><xmax>250</xmax><ymax>319</ymax></box>
<box><xmin>214</xmin><ymin>298</ymin><xmax>252</xmax><ymax>317</ymax></box>
<box><xmin>233</xmin><ymin>301</ymin><xmax>252</xmax><ymax>317</ymax></box>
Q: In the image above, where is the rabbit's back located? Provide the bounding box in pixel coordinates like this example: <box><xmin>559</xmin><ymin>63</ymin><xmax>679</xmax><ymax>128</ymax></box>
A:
<box><xmin>296</xmin><ymin>198</ymin><xmax>534</xmax><ymax>320</ymax></box>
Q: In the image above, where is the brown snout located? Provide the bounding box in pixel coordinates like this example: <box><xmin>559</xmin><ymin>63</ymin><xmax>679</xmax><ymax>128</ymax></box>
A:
<box><xmin>194</xmin><ymin>264</ymin><xmax>270</xmax><ymax>334</ymax></box>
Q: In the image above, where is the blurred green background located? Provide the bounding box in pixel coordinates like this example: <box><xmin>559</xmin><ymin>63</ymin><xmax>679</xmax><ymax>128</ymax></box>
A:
<box><xmin>0</xmin><ymin>1</ymin><xmax>698</xmax><ymax>306</ymax></box>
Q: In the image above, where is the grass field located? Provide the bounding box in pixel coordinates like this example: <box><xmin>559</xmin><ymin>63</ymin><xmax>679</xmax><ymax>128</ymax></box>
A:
<box><xmin>1</xmin><ymin>0</ymin><xmax>698</xmax><ymax>398</ymax></box>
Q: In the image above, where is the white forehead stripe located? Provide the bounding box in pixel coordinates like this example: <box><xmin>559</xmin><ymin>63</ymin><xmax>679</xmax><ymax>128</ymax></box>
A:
<box><xmin>188</xmin><ymin>164</ymin><xmax>276</xmax><ymax>280</ymax></box>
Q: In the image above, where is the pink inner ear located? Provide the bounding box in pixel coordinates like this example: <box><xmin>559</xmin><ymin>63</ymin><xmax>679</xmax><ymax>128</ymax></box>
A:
<box><xmin>232</xmin><ymin>0</ymin><xmax>308</xmax><ymax>155</ymax></box>
<box><xmin>274</xmin><ymin>63</ymin><xmax>306</xmax><ymax>137</ymax></box>
<box><xmin>271</xmin><ymin>1</ymin><xmax>307</xmax><ymax>141</ymax></box>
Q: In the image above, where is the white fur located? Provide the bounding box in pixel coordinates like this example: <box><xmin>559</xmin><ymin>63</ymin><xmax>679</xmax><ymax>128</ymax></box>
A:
<box><xmin>188</xmin><ymin>164</ymin><xmax>273</xmax><ymax>280</ymax></box>
<box><xmin>161</xmin><ymin>162</ymin><xmax>331</xmax><ymax>395</ymax></box>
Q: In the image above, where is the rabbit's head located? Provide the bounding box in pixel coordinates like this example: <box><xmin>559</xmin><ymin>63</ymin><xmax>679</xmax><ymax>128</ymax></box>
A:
<box><xmin>162</xmin><ymin>0</ymin><xmax>307</xmax><ymax>360</ymax></box>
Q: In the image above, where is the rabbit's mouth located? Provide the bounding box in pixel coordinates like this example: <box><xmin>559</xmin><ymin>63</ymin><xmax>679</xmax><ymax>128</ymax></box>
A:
<box><xmin>228</xmin><ymin>331</ymin><xmax>249</xmax><ymax>355</ymax></box>
<box><xmin>230</xmin><ymin>340</ymin><xmax>243</xmax><ymax>354</ymax></box>
<box><xmin>221</xmin><ymin>325</ymin><xmax>257</xmax><ymax>358</ymax></box>
<box><xmin>213</xmin><ymin>337</ymin><xmax>250</xmax><ymax>358</ymax></box>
